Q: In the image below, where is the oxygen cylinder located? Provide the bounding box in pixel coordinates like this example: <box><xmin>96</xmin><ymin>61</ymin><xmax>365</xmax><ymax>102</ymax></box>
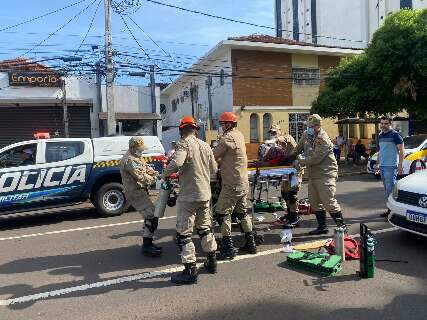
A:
<box><xmin>334</xmin><ymin>227</ymin><xmax>345</xmax><ymax>261</ymax></box>
<box><xmin>154</xmin><ymin>181</ymin><xmax>172</xmax><ymax>218</ymax></box>
<box><xmin>359</xmin><ymin>223</ymin><xmax>375</xmax><ymax>278</ymax></box>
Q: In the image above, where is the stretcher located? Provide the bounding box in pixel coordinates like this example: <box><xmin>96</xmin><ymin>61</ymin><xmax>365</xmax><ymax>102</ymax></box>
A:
<box><xmin>248</xmin><ymin>165</ymin><xmax>297</xmax><ymax>214</ymax></box>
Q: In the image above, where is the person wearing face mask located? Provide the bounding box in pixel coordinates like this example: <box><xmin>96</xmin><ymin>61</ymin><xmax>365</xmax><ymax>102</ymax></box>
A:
<box><xmin>119</xmin><ymin>137</ymin><xmax>162</xmax><ymax>257</ymax></box>
<box><xmin>268</xmin><ymin>124</ymin><xmax>303</xmax><ymax>227</ymax></box>
<box><xmin>290</xmin><ymin>114</ymin><xmax>347</xmax><ymax>235</ymax></box>
<box><xmin>213</xmin><ymin>112</ymin><xmax>257</xmax><ymax>260</ymax></box>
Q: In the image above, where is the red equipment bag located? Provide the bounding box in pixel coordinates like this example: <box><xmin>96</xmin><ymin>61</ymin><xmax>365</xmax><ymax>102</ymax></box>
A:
<box><xmin>326</xmin><ymin>236</ymin><xmax>360</xmax><ymax>260</ymax></box>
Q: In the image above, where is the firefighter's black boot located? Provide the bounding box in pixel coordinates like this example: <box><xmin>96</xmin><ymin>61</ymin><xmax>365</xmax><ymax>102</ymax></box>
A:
<box><xmin>282</xmin><ymin>211</ymin><xmax>301</xmax><ymax>227</ymax></box>
<box><xmin>141</xmin><ymin>237</ymin><xmax>162</xmax><ymax>257</ymax></box>
<box><xmin>239</xmin><ymin>232</ymin><xmax>257</xmax><ymax>254</ymax></box>
<box><xmin>330</xmin><ymin>211</ymin><xmax>348</xmax><ymax>233</ymax></box>
<box><xmin>171</xmin><ymin>263</ymin><xmax>198</xmax><ymax>285</ymax></box>
<box><xmin>217</xmin><ymin>236</ymin><xmax>237</xmax><ymax>260</ymax></box>
<box><xmin>308</xmin><ymin>211</ymin><xmax>329</xmax><ymax>235</ymax></box>
<box><xmin>204</xmin><ymin>251</ymin><xmax>217</xmax><ymax>274</ymax></box>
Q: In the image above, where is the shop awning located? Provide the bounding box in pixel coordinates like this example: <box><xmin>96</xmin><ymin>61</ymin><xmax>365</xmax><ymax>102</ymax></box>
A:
<box><xmin>335</xmin><ymin>117</ymin><xmax>379</xmax><ymax>124</ymax></box>
<box><xmin>98</xmin><ymin>112</ymin><xmax>161</xmax><ymax>120</ymax></box>
<box><xmin>0</xmin><ymin>98</ymin><xmax>92</xmax><ymax>106</ymax></box>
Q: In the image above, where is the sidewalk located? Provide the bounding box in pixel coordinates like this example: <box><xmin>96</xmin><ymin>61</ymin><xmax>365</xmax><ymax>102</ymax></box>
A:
<box><xmin>302</xmin><ymin>161</ymin><xmax>367</xmax><ymax>181</ymax></box>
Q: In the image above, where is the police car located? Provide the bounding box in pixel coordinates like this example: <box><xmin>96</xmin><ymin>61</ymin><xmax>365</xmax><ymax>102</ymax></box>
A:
<box><xmin>367</xmin><ymin>134</ymin><xmax>427</xmax><ymax>177</ymax></box>
<box><xmin>387</xmin><ymin>169</ymin><xmax>427</xmax><ymax>237</ymax></box>
<box><xmin>0</xmin><ymin>136</ymin><xmax>166</xmax><ymax>217</ymax></box>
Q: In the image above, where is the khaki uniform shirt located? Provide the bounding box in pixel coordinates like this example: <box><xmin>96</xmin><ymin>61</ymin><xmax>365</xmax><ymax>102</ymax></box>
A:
<box><xmin>276</xmin><ymin>134</ymin><xmax>297</xmax><ymax>155</ymax></box>
<box><xmin>119</xmin><ymin>151</ymin><xmax>158</xmax><ymax>193</ymax></box>
<box><xmin>294</xmin><ymin>129</ymin><xmax>338</xmax><ymax>179</ymax></box>
<box><xmin>213</xmin><ymin>128</ymin><xmax>249</xmax><ymax>191</ymax></box>
<box><xmin>162</xmin><ymin>134</ymin><xmax>217</xmax><ymax>202</ymax></box>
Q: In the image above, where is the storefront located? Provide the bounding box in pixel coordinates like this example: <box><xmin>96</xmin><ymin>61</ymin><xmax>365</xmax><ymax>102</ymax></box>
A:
<box><xmin>0</xmin><ymin>59</ymin><xmax>161</xmax><ymax>148</ymax></box>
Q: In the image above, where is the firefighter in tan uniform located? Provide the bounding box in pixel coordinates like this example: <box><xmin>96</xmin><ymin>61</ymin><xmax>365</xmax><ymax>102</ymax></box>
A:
<box><xmin>291</xmin><ymin>114</ymin><xmax>346</xmax><ymax>235</ymax></box>
<box><xmin>213</xmin><ymin>112</ymin><xmax>257</xmax><ymax>260</ymax></box>
<box><xmin>119</xmin><ymin>137</ymin><xmax>161</xmax><ymax>257</ymax></box>
<box><xmin>268</xmin><ymin>124</ymin><xmax>303</xmax><ymax>227</ymax></box>
<box><xmin>162</xmin><ymin>116</ymin><xmax>218</xmax><ymax>285</ymax></box>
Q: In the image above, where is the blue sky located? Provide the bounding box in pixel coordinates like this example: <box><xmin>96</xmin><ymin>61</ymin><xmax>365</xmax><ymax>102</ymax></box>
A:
<box><xmin>0</xmin><ymin>0</ymin><xmax>275</xmax><ymax>84</ymax></box>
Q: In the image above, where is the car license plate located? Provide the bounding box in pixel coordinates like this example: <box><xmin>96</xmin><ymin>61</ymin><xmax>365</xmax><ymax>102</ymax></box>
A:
<box><xmin>406</xmin><ymin>210</ymin><xmax>427</xmax><ymax>225</ymax></box>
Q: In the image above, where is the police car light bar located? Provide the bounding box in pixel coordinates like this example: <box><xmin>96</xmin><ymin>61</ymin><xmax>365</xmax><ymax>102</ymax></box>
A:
<box><xmin>34</xmin><ymin>132</ymin><xmax>50</xmax><ymax>139</ymax></box>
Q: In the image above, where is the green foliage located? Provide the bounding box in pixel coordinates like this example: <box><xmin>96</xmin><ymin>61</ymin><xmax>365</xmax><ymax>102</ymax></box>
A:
<box><xmin>312</xmin><ymin>9</ymin><xmax>427</xmax><ymax>118</ymax></box>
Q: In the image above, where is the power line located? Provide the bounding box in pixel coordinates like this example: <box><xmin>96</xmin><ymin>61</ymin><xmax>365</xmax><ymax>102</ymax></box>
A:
<box><xmin>0</xmin><ymin>0</ymin><xmax>90</xmax><ymax>33</ymax></box>
<box><xmin>117</xmin><ymin>13</ymin><xmax>156</xmax><ymax>65</ymax></box>
<box><xmin>145</xmin><ymin>0</ymin><xmax>276</xmax><ymax>32</ymax></box>
<box><xmin>75</xmin><ymin>0</ymin><xmax>103</xmax><ymax>55</ymax></box>
<box><xmin>24</xmin><ymin>0</ymin><xmax>99</xmax><ymax>56</ymax></box>
<box><xmin>145</xmin><ymin>0</ymin><xmax>368</xmax><ymax>45</ymax></box>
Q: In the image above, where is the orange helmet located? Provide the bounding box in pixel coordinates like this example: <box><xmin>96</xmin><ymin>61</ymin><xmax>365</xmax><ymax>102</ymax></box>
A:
<box><xmin>179</xmin><ymin>116</ymin><xmax>199</xmax><ymax>129</ymax></box>
<box><xmin>219</xmin><ymin>112</ymin><xmax>237</xmax><ymax>123</ymax></box>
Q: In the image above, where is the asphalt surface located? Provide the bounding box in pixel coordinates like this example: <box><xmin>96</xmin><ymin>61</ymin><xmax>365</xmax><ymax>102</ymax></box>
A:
<box><xmin>0</xmin><ymin>175</ymin><xmax>426</xmax><ymax>320</ymax></box>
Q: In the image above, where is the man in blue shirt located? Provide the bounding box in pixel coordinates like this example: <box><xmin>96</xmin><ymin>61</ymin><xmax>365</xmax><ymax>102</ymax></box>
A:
<box><xmin>376</xmin><ymin>116</ymin><xmax>405</xmax><ymax>218</ymax></box>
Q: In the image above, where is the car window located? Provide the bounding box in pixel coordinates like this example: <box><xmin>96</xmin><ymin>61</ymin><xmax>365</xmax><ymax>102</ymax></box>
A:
<box><xmin>403</xmin><ymin>135</ymin><xmax>427</xmax><ymax>149</ymax></box>
<box><xmin>45</xmin><ymin>141</ymin><xmax>84</xmax><ymax>163</ymax></box>
<box><xmin>0</xmin><ymin>143</ymin><xmax>37</xmax><ymax>168</ymax></box>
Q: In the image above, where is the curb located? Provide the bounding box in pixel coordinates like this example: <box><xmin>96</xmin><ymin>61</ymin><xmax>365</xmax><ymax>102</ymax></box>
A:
<box><xmin>302</xmin><ymin>170</ymin><xmax>367</xmax><ymax>181</ymax></box>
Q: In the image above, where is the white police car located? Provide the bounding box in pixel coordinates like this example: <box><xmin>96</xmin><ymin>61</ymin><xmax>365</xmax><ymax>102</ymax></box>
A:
<box><xmin>367</xmin><ymin>134</ymin><xmax>427</xmax><ymax>177</ymax></box>
<box><xmin>387</xmin><ymin>169</ymin><xmax>427</xmax><ymax>237</ymax></box>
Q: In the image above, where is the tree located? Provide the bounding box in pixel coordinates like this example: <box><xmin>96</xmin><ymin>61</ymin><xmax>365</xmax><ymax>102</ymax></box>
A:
<box><xmin>312</xmin><ymin>9</ymin><xmax>427</xmax><ymax>118</ymax></box>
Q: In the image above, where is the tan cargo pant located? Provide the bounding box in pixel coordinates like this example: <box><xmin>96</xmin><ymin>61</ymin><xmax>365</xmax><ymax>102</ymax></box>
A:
<box><xmin>215</xmin><ymin>185</ymin><xmax>252</xmax><ymax>236</ymax></box>
<box><xmin>308</xmin><ymin>177</ymin><xmax>341</xmax><ymax>213</ymax></box>
<box><xmin>281</xmin><ymin>169</ymin><xmax>303</xmax><ymax>213</ymax></box>
<box><xmin>126</xmin><ymin>189</ymin><xmax>156</xmax><ymax>238</ymax></box>
<box><xmin>176</xmin><ymin>200</ymin><xmax>217</xmax><ymax>264</ymax></box>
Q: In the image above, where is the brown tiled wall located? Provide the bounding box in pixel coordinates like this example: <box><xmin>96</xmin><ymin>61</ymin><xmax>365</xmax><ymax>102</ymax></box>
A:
<box><xmin>232</xmin><ymin>50</ymin><xmax>293</xmax><ymax>106</ymax></box>
<box><xmin>318</xmin><ymin>55</ymin><xmax>341</xmax><ymax>91</ymax></box>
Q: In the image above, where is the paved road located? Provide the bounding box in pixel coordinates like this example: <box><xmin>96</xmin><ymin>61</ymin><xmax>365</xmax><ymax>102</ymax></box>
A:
<box><xmin>0</xmin><ymin>175</ymin><xmax>426</xmax><ymax>320</ymax></box>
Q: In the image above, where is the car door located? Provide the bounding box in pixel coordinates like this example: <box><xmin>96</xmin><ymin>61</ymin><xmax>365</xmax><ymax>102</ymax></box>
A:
<box><xmin>0</xmin><ymin>141</ymin><xmax>43</xmax><ymax>213</ymax></box>
<box><xmin>35</xmin><ymin>139</ymin><xmax>93</xmax><ymax>206</ymax></box>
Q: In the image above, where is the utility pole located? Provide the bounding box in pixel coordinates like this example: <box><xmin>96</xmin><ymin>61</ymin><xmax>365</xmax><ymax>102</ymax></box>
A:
<box><xmin>61</xmin><ymin>79</ymin><xmax>69</xmax><ymax>138</ymax></box>
<box><xmin>149</xmin><ymin>65</ymin><xmax>158</xmax><ymax>136</ymax></box>
<box><xmin>104</xmin><ymin>0</ymin><xmax>116</xmax><ymax>136</ymax></box>
<box><xmin>206</xmin><ymin>76</ymin><xmax>213</xmax><ymax>129</ymax></box>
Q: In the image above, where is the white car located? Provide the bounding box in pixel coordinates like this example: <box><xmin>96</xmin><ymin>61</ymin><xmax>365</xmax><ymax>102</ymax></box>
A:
<box><xmin>367</xmin><ymin>134</ymin><xmax>427</xmax><ymax>177</ymax></box>
<box><xmin>387</xmin><ymin>170</ymin><xmax>427</xmax><ymax>237</ymax></box>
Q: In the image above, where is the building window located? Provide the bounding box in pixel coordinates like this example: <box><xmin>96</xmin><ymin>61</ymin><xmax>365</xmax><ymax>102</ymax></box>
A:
<box><xmin>349</xmin><ymin>123</ymin><xmax>356</xmax><ymax>138</ymax></box>
<box><xmin>250</xmin><ymin>113</ymin><xmax>259</xmax><ymax>143</ymax></box>
<box><xmin>292</xmin><ymin>0</ymin><xmax>299</xmax><ymax>41</ymax></box>
<box><xmin>160</xmin><ymin>104</ymin><xmax>166</xmax><ymax>114</ymax></box>
<box><xmin>289</xmin><ymin>113</ymin><xmax>309</xmax><ymax>142</ymax></box>
<box><xmin>220</xmin><ymin>69</ymin><xmax>225</xmax><ymax>86</ymax></box>
<box><xmin>263</xmin><ymin>113</ymin><xmax>272</xmax><ymax>141</ymax></box>
<box><xmin>172</xmin><ymin>99</ymin><xmax>177</xmax><ymax>112</ymax></box>
<box><xmin>400</xmin><ymin>0</ymin><xmax>412</xmax><ymax>9</ymax></box>
<box><xmin>359</xmin><ymin>124</ymin><xmax>367</xmax><ymax>139</ymax></box>
<box><xmin>292</xmin><ymin>68</ymin><xmax>320</xmax><ymax>85</ymax></box>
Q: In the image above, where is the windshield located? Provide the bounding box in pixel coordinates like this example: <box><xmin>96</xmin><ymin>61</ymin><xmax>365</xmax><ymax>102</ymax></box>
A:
<box><xmin>403</xmin><ymin>135</ymin><xmax>427</xmax><ymax>149</ymax></box>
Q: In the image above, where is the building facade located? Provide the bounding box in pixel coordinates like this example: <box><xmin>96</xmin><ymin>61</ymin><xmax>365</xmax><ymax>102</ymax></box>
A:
<box><xmin>275</xmin><ymin>0</ymin><xmax>427</xmax><ymax>49</ymax></box>
<box><xmin>161</xmin><ymin>36</ymin><xmax>363</xmax><ymax>157</ymax></box>
<box><xmin>0</xmin><ymin>59</ymin><xmax>161</xmax><ymax>148</ymax></box>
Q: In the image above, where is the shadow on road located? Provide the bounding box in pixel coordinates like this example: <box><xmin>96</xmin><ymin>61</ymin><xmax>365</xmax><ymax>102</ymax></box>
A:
<box><xmin>0</xmin><ymin>206</ymin><xmax>102</xmax><ymax>232</ymax></box>
<box><xmin>181</xmin><ymin>293</ymin><xmax>427</xmax><ymax>320</ymax></box>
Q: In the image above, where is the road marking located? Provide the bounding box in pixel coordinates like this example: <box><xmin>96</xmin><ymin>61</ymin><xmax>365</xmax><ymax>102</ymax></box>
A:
<box><xmin>0</xmin><ymin>216</ymin><xmax>176</xmax><ymax>242</ymax></box>
<box><xmin>0</xmin><ymin>226</ymin><xmax>398</xmax><ymax>307</ymax></box>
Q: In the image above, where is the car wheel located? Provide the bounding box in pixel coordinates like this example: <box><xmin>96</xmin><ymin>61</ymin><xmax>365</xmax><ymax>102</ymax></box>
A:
<box><xmin>409</xmin><ymin>160</ymin><xmax>426</xmax><ymax>174</ymax></box>
<box><xmin>94</xmin><ymin>182</ymin><xmax>127</xmax><ymax>217</ymax></box>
